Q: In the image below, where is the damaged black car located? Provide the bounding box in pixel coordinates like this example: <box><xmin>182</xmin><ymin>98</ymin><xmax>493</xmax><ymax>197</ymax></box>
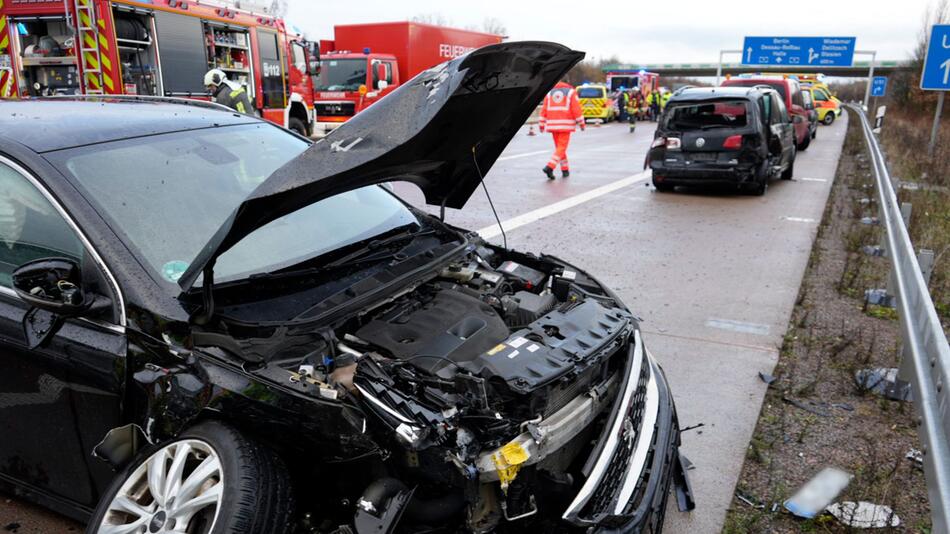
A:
<box><xmin>0</xmin><ymin>42</ymin><xmax>693</xmax><ymax>534</ymax></box>
<box><xmin>648</xmin><ymin>86</ymin><xmax>796</xmax><ymax>195</ymax></box>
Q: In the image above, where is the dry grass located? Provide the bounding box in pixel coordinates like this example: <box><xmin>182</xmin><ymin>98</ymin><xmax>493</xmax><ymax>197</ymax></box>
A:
<box><xmin>723</xmin><ymin>116</ymin><xmax>933</xmax><ymax>534</ymax></box>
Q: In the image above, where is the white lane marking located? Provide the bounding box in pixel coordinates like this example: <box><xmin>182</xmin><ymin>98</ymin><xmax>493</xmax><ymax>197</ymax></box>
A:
<box><xmin>477</xmin><ymin>170</ymin><xmax>651</xmax><ymax>238</ymax></box>
<box><xmin>799</xmin><ymin>177</ymin><xmax>828</xmax><ymax>182</ymax></box>
<box><xmin>496</xmin><ymin>149</ymin><xmax>550</xmax><ymax>162</ymax></box>
<box><xmin>496</xmin><ymin>142</ymin><xmax>631</xmax><ymax>162</ymax></box>
<box><xmin>705</xmin><ymin>318</ymin><xmax>771</xmax><ymax>336</ymax></box>
<box><xmin>783</xmin><ymin>216</ymin><xmax>817</xmax><ymax>223</ymax></box>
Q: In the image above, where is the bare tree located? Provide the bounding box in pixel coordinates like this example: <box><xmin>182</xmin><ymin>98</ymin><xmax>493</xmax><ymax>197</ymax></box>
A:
<box><xmin>482</xmin><ymin>17</ymin><xmax>507</xmax><ymax>36</ymax></box>
<box><xmin>265</xmin><ymin>0</ymin><xmax>288</xmax><ymax>17</ymax></box>
<box><xmin>564</xmin><ymin>56</ymin><xmax>620</xmax><ymax>86</ymax></box>
<box><xmin>892</xmin><ymin>0</ymin><xmax>950</xmax><ymax>110</ymax></box>
<box><xmin>411</xmin><ymin>13</ymin><xmax>452</xmax><ymax>26</ymax></box>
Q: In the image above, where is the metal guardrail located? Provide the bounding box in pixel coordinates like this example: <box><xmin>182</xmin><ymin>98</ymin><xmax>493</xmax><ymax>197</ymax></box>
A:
<box><xmin>849</xmin><ymin>103</ymin><xmax>950</xmax><ymax>533</ymax></box>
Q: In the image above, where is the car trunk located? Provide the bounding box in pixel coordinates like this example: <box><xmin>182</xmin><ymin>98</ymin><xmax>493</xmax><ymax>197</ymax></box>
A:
<box><xmin>663</xmin><ymin>99</ymin><xmax>756</xmax><ymax>162</ymax></box>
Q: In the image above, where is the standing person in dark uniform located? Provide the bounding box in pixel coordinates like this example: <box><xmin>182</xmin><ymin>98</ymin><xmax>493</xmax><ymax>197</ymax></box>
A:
<box><xmin>617</xmin><ymin>87</ymin><xmax>629</xmax><ymax>122</ymax></box>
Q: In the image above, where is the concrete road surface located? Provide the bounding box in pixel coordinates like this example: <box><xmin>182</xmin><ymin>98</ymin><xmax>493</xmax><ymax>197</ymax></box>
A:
<box><xmin>394</xmin><ymin>115</ymin><xmax>848</xmax><ymax>533</ymax></box>
<box><xmin>1</xmin><ymin>115</ymin><xmax>847</xmax><ymax>534</ymax></box>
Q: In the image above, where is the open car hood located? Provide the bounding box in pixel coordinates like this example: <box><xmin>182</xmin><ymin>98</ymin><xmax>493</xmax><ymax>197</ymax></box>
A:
<box><xmin>179</xmin><ymin>41</ymin><xmax>584</xmax><ymax>291</ymax></box>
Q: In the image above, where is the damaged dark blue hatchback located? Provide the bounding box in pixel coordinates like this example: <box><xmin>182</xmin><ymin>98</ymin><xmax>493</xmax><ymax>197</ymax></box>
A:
<box><xmin>0</xmin><ymin>41</ymin><xmax>693</xmax><ymax>534</ymax></box>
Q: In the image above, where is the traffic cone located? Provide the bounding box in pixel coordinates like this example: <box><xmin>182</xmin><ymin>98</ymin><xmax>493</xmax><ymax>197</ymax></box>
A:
<box><xmin>528</xmin><ymin>123</ymin><xmax>536</xmax><ymax>136</ymax></box>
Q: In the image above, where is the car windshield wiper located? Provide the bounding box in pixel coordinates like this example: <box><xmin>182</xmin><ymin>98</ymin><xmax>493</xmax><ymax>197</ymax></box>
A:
<box><xmin>324</xmin><ymin>227</ymin><xmax>435</xmax><ymax>270</ymax></box>
<box><xmin>238</xmin><ymin>227</ymin><xmax>434</xmax><ymax>284</ymax></box>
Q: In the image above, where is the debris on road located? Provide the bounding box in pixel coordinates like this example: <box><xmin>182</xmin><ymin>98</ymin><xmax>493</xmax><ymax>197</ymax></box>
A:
<box><xmin>827</xmin><ymin>501</ymin><xmax>901</xmax><ymax>528</ymax></box>
<box><xmin>736</xmin><ymin>491</ymin><xmax>764</xmax><ymax>509</ymax></box>
<box><xmin>782</xmin><ymin>396</ymin><xmax>830</xmax><ymax>417</ymax></box>
<box><xmin>758</xmin><ymin>372</ymin><xmax>777</xmax><ymax>385</ymax></box>
<box><xmin>854</xmin><ymin>368</ymin><xmax>913</xmax><ymax>401</ymax></box>
<box><xmin>783</xmin><ymin>467</ymin><xmax>853</xmax><ymax>519</ymax></box>
<box><xmin>680</xmin><ymin>422</ymin><xmax>705</xmax><ymax>433</ymax></box>
<box><xmin>905</xmin><ymin>448</ymin><xmax>924</xmax><ymax>470</ymax></box>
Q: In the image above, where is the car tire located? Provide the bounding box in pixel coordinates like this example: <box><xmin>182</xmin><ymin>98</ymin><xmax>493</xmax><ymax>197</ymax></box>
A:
<box><xmin>822</xmin><ymin>112</ymin><xmax>835</xmax><ymax>126</ymax></box>
<box><xmin>289</xmin><ymin>117</ymin><xmax>308</xmax><ymax>137</ymax></box>
<box><xmin>87</xmin><ymin>421</ymin><xmax>295</xmax><ymax>534</ymax></box>
<box><xmin>782</xmin><ymin>148</ymin><xmax>796</xmax><ymax>180</ymax></box>
<box><xmin>797</xmin><ymin>132</ymin><xmax>811</xmax><ymax>151</ymax></box>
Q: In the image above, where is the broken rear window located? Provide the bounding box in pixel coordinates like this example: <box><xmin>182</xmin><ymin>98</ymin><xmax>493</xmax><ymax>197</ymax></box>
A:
<box><xmin>665</xmin><ymin>100</ymin><xmax>749</xmax><ymax>130</ymax></box>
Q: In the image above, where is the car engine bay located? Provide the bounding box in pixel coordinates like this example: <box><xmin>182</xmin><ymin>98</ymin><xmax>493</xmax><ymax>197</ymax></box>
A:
<box><xmin>209</xmin><ymin>244</ymin><xmax>637</xmax><ymax>532</ymax></box>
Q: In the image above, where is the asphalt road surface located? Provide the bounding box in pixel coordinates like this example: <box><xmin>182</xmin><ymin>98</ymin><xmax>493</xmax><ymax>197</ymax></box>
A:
<box><xmin>0</xmin><ymin>114</ymin><xmax>848</xmax><ymax>534</ymax></box>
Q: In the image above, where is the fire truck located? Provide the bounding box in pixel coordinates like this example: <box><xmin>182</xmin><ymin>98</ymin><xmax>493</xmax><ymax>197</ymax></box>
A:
<box><xmin>602</xmin><ymin>66</ymin><xmax>659</xmax><ymax>99</ymax></box>
<box><xmin>314</xmin><ymin>21</ymin><xmax>502</xmax><ymax>133</ymax></box>
<box><xmin>0</xmin><ymin>0</ymin><xmax>321</xmax><ymax>135</ymax></box>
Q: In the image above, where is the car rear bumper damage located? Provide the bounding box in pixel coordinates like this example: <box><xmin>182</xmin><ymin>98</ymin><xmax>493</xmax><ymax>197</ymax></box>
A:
<box><xmin>651</xmin><ymin>161</ymin><xmax>757</xmax><ymax>186</ymax></box>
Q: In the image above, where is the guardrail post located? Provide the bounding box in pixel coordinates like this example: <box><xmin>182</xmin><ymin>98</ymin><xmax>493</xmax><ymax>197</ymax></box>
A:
<box><xmin>919</xmin><ymin>249</ymin><xmax>935</xmax><ymax>287</ymax></box>
<box><xmin>868</xmin><ymin>203</ymin><xmax>911</xmax><ymax>307</ymax></box>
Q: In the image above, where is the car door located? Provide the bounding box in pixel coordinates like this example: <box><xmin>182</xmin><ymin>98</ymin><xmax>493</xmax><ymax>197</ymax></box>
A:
<box><xmin>769</xmin><ymin>93</ymin><xmax>794</xmax><ymax>164</ymax></box>
<box><xmin>0</xmin><ymin>155</ymin><xmax>126</xmax><ymax>510</ymax></box>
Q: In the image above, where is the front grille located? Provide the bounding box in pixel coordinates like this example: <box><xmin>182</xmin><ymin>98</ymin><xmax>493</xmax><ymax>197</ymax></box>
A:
<box><xmin>578</xmin><ymin>357</ymin><xmax>651</xmax><ymax>521</ymax></box>
<box><xmin>543</xmin><ymin>366</ymin><xmax>595</xmax><ymax>417</ymax></box>
<box><xmin>315</xmin><ymin>101</ymin><xmax>355</xmax><ymax>117</ymax></box>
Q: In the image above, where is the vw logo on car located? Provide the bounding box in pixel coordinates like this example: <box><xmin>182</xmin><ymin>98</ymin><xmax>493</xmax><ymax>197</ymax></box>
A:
<box><xmin>696</xmin><ymin>137</ymin><xmax>706</xmax><ymax>148</ymax></box>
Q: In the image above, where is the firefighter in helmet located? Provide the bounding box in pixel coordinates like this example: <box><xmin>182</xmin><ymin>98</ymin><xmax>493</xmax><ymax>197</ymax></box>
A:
<box><xmin>539</xmin><ymin>80</ymin><xmax>585</xmax><ymax>179</ymax></box>
<box><xmin>204</xmin><ymin>69</ymin><xmax>253</xmax><ymax>115</ymax></box>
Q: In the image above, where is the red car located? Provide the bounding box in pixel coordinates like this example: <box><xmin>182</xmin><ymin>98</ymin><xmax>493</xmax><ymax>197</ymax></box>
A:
<box><xmin>721</xmin><ymin>76</ymin><xmax>811</xmax><ymax>151</ymax></box>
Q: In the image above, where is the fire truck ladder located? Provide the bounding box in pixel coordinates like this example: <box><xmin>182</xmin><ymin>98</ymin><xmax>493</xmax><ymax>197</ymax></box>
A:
<box><xmin>65</xmin><ymin>0</ymin><xmax>104</xmax><ymax>94</ymax></box>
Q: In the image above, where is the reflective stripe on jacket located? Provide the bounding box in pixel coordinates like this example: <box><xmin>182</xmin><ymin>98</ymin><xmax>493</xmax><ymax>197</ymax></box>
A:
<box><xmin>213</xmin><ymin>82</ymin><xmax>253</xmax><ymax>115</ymax></box>
<box><xmin>540</xmin><ymin>82</ymin><xmax>584</xmax><ymax>132</ymax></box>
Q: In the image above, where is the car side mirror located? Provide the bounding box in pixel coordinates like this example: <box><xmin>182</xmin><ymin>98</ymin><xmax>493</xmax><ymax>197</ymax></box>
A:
<box><xmin>308</xmin><ymin>58</ymin><xmax>321</xmax><ymax>76</ymax></box>
<box><xmin>12</xmin><ymin>258</ymin><xmax>112</xmax><ymax>349</ymax></box>
<box><xmin>374</xmin><ymin>63</ymin><xmax>387</xmax><ymax>89</ymax></box>
<box><xmin>12</xmin><ymin>258</ymin><xmax>90</xmax><ymax>316</ymax></box>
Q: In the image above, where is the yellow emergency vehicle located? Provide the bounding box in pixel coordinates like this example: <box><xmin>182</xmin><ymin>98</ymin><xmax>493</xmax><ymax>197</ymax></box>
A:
<box><xmin>576</xmin><ymin>84</ymin><xmax>616</xmax><ymax>122</ymax></box>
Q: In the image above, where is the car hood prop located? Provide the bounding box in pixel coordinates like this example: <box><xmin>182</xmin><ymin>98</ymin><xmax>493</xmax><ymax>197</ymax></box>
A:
<box><xmin>178</xmin><ymin>41</ymin><xmax>584</xmax><ymax>292</ymax></box>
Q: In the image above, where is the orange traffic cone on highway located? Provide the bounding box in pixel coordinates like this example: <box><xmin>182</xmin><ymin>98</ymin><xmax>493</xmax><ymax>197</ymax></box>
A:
<box><xmin>528</xmin><ymin>123</ymin><xmax>537</xmax><ymax>136</ymax></box>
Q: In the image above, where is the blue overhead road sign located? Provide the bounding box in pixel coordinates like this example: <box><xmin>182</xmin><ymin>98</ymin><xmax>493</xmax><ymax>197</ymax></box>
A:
<box><xmin>871</xmin><ymin>76</ymin><xmax>887</xmax><ymax>97</ymax></box>
<box><xmin>921</xmin><ymin>24</ymin><xmax>950</xmax><ymax>90</ymax></box>
<box><xmin>742</xmin><ymin>36</ymin><xmax>856</xmax><ymax>67</ymax></box>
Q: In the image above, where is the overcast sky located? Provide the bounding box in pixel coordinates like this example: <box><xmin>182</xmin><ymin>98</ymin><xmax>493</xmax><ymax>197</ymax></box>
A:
<box><xmin>285</xmin><ymin>0</ymin><xmax>928</xmax><ymax>65</ymax></box>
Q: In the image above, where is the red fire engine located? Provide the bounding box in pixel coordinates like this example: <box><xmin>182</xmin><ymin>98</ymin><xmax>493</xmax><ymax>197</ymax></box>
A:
<box><xmin>0</xmin><ymin>0</ymin><xmax>321</xmax><ymax>135</ymax></box>
<box><xmin>314</xmin><ymin>21</ymin><xmax>502</xmax><ymax>133</ymax></box>
<box><xmin>603</xmin><ymin>66</ymin><xmax>660</xmax><ymax>100</ymax></box>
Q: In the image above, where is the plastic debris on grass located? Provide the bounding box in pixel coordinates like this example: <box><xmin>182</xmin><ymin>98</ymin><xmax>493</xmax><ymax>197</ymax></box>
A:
<box><xmin>783</xmin><ymin>467</ymin><xmax>853</xmax><ymax>519</ymax></box>
<box><xmin>827</xmin><ymin>501</ymin><xmax>901</xmax><ymax>528</ymax></box>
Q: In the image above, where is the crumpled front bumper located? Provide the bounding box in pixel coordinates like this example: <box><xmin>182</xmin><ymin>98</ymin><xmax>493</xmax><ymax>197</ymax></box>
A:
<box><xmin>561</xmin><ymin>331</ymin><xmax>687</xmax><ymax>532</ymax></box>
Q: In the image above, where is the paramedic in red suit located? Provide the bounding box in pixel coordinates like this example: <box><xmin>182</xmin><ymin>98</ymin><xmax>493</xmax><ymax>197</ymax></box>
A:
<box><xmin>539</xmin><ymin>80</ymin><xmax>585</xmax><ymax>179</ymax></box>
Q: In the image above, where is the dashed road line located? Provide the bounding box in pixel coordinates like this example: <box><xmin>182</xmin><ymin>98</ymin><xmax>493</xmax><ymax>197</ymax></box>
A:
<box><xmin>799</xmin><ymin>177</ymin><xmax>828</xmax><ymax>182</ymax></box>
<box><xmin>783</xmin><ymin>216</ymin><xmax>817</xmax><ymax>223</ymax></box>
<box><xmin>705</xmin><ymin>318</ymin><xmax>771</xmax><ymax>336</ymax></box>
<box><xmin>477</xmin><ymin>170</ymin><xmax>651</xmax><ymax>238</ymax></box>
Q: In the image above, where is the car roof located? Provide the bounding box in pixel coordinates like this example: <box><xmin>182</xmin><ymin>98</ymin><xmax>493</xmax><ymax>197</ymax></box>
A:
<box><xmin>0</xmin><ymin>99</ymin><xmax>260</xmax><ymax>153</ymax></box>
<box><xmin>724</xmin><ymin>76</ymin><xmax>799</xmax><ymax>88</ymax></box>
<box><xmin>669</xmin><ymin>86</ymin><xmax>767</xmax><ymax>102</ymax></box>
